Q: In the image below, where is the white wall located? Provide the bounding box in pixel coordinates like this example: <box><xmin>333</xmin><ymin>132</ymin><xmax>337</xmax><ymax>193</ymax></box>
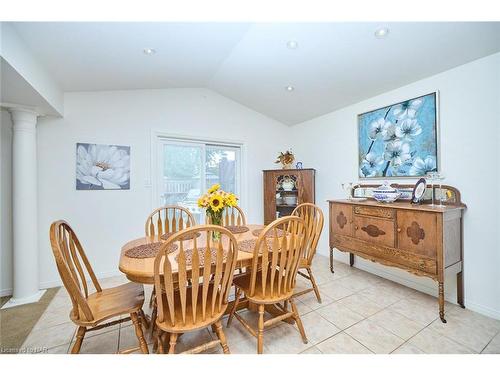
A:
<box><xmin>290</xmin><ymin>53</ymin><xmax>500</xmax><ymax>319</ymax></box>
<box><xmin>0</xmin><ymin>110</ymin><xmax>13</xmax><ymax>296</ymax></box>
<box><xmin>36</xmin><ymin>88</ymin><xmax>289</xmax><ymax>288</ymax></box>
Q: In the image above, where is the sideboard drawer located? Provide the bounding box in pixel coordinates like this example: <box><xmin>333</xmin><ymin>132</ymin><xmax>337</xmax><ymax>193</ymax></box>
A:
<box><xmin>353</xmin><ymin>216</ymin><xmax>395</xmax><ymax>247</ymax></box>
<box><xmin>354</xmin><ymin>205</ymin><xmax>395</xmax><ymax>219</ymax></box>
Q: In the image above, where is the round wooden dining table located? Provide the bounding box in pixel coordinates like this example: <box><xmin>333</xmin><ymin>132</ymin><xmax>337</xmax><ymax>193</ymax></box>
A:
<box><xmin>119</xmin><ymin>224</ymin><xmax>265</xmax><ymax>284</ymax></box>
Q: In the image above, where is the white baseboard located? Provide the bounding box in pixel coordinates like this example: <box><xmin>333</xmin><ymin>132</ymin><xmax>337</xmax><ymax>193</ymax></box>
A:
<box><xmin>1</xmin><ymin>288</ymin><xmax>13</xmax><ymax>297</ymax></box>
<box><xmin>39</xmin><ymin>270</ymin><xmax>123</xmax><ymax>290</ymax></box>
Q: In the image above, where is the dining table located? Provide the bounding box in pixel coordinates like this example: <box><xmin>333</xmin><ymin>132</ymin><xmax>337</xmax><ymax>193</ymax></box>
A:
<box><xmin>118</xmin><ymin>223</ymin><xmax>295</xmax><ymax>323</ymax></box>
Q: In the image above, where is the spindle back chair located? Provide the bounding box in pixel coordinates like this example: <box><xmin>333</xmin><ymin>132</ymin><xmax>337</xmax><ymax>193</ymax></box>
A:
<box><xmin>50</xmin><ymin>220</ymin><xmax>148</xmax><ymax>354</ymax></box>
<box><xmin>292</xmin><ymin>203</ymin><xmax>324</xmax><ymax>302</ymax></box>
<box><xmin>145</xmin><ymin>205</ymin><xmax>196</xmax><ymax>237</ymax></box>
<box><xmin>226</xmin><ymin>216</ymin><xmax>309</xmax><ymax>353</ymax></box>
<box><xmin>206</xmin><ymin>205</ymin><xmax>247</xmax><ymax>226</ymax></box>
<box><xmin>153</xmin><ymin>225</ymin><xmax>238</xmax><ymax>354</ymax></box>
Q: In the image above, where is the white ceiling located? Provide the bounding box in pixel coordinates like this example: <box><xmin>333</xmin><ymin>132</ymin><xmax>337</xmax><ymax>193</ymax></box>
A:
<box><xmin>10</xmin><ymin>22</ymin><xmax>500</xmax><ymax>125</ymax></box>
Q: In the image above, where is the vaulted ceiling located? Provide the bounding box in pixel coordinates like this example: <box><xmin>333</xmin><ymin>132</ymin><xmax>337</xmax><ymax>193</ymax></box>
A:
<box><xmin>9</xmin><ymin>22</ymin><xmax>500</xmax><ymax>125</ymax></box>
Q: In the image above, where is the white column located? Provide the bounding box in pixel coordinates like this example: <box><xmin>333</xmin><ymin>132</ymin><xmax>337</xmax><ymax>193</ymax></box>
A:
<box><xmin>2</xmin><ymin>108</ymin><xmax>45</xmax><ymax>308</ymax></box>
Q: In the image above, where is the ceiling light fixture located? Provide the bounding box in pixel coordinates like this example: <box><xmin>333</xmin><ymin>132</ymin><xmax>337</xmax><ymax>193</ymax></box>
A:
<box><xmin>286</xmin><ymin>40</ymin><xmax>299</xmax><ymax>49</ymax></box>
<box><xmin>143</xmin><ymin>48</ymin><xmax>156</xmax><ymax>55</ymax></box>
<box><xmin>374</xmin><ymin>28</ymin><xmax>389</xmax><ymax>39</ymax></box>
<box><xmin>285</xmin><ymin>85</ymin><xmax>295</xmax><ymax>92</ymax></box>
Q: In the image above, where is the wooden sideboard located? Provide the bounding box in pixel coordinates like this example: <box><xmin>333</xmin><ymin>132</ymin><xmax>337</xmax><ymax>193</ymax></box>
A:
<box><xmin>329</xmin><ymin>192</ymin><xmax>465</xmax><ymax>323</ymax></box>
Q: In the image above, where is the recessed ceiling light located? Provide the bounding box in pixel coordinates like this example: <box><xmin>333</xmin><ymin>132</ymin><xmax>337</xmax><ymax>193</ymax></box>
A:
<box><xmin>286</xmin><ymin>40</ymin><xmax>299</xmax><ymax>49</ymax></box>
<box><xmin>374</xmin><ymin>28</ymin><xmax>389</xmax><ymax>39</ymax></box>
<box><xmin>143</xmin><ymin>48</ymin><xmax>156</xmax><ymax>55</ymax></box>
<box><xmin>285</xmin><ymin>85</ymin><xmax>295</xmax><ymax>92</ymax></box>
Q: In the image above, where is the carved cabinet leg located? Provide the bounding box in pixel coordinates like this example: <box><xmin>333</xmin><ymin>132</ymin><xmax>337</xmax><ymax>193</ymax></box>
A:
<box><xmin>349</xmin><ymin>253</ymin><xmax>354</xmax><ymax>267</ymax></box>
<box><xmin>329</xmin><ymin>246</ymin><xmax>335</xmax><ymax>273</ymax></box>
<box><xmin>457</xmin><ymin>271</ymin><xmax>465</xmax><ymax>308</ymax></box>
<box><xmin>438</xmin><ymin>281</ymin><xmax>446</xmax><ymax>323</ymax></box>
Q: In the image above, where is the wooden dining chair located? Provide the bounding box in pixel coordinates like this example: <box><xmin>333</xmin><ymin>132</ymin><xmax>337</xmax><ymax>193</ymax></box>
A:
<box><xmin>206</xmin><ymin>205</ymin><xmax>247</xmax><ymax>226</ymax></box>
<box><xmin>292</xmin><ymin>203</ymin><xmax>324</xmax><ymax>303</ymax></box>
<box><xmin>49</xmin><ymin>220</ymin><xmax>149</xmax><ymax>354</ymax></box>
<box><xmin>226</xmin><ymin>216</ymin><xmax>309</xmax><ymax>354</ymax></box>
<box><xmin>145</xmin><ymin>205</ymin><xmax>196</xmax><ymax>237</ymax></box>
<box><xmin>153</xmin><ymin>224</ymin><xmax>239</xmax><ymax>354</ymax></box>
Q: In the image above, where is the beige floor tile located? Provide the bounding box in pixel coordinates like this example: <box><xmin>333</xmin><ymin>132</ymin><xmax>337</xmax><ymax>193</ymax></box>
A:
<box><xmin>306</xmin><ymin>270</ymin><xmax>334</xmax><ymax>286</ymax></box>
<box><xmin>391</xmin><ymin>342</ymin><xmax>425</xmax><ymax>354</ymax></box>
<box><xmin>264</xmin><ymin>323</ymin><xmax>313</xmax><ymax>354</ymax></box>
<box><xmin>408</xmin><ymin>327</ymin><xmax>475</xmax><ymax>354</ymax></box>
<box><xmin>446</xmin><ymin>307</ymin><xmax>500</xmax><ymax>333</ymax></box>
<box><xmin>118</xmin><ymin>323</ymin><xmax>154</xmax><ymax>352</ymax></box>
<box><xmin>317</xmin><ymin>332</ymin><xmax>372</xmax><ymax>354</ymax></box>
<box><xmin>226</xmin><ymin>337</ymin><xmax>267</xmax><ymax>354</ymax></box>
<box><xmin>358</xmin><ymin>285</ymin><xmax>402</xmax><ymax>307</ymax></box>
<box><xmin>293</xmin><ymin>299</ymin><xmax>313</xmax><ymax>315</ymax></box>
<box><xmin>220</xmin><ymin>316</ymin><xmax>256</xmax><ymax>344</ymax></box>
<box><xmin>295</xmin><ymin>311</ymin><xmax>340</xmax><ymax>345</ymax></box>
<box><xmin>298</xmin><ymin>290</ymin><xmax>334</xmax><ymax>310</ymax></box>
<box><xmin>337</xmin><ymin>293</ymin><xmax>385</xmax><ymax>317</ymax></box>
<box><xmin>345</xmin><ymin>320</ymin><xmax>404</xmax><ymax>354</ymax></box>
<box><xmin>482</xmin><ymin>333</ymin><xmax>500</xmax><ymax>354</ymax></box>
<box><xmin>319</xmin><ymin>281</ymin><xmax>355</xmax><ymax>301</ymax></box>
<box><xmin>22</xmin><ymin>321</ymin><xmax>76</xmax><ymax>351</ymax></box>
<box><xmin>31</xmin><ymin>308</ymin><xmax>72</xmax><ymax>330</ymax></box>
<box><xmin>374</xmin><ymin>280</ymin><xmax>417</xmax><ymax>299</ymax></box>
<box><xmin>35</xmin><ymin>343</ymin><xmax>70</xmax><ymax>354</ymax></box>
<box><xmin>390</xmin><ymin>298</ymin><xmax>438</xmax><ymax>325</ymax></box>
<box><xmin>300</xmin><ymin>346</ymin><xmax>322</xmax><ymax>354</ymax></box>
<box><xmin>334</xmin><ymin>273</ymin><xmax>374</xmax><ymax>292</ymax></box>
<box><xmin>316</xmin><ymin>302</ymin><xmax>364</xmax><ymax>330</ymax></box>
<box><xmin>429</xmin><ymin>317</ymin><xmax>497</xmax><ymax>352</ymax></box>
<box><xmin>77</xmin><ymin>330</ymin><xmax>120</xmax><ymax>354</ymax></box>
<box><xmin>368</xmin><ymin>308</ymin><xmax>425</xmax><ymax>340</ymax></box>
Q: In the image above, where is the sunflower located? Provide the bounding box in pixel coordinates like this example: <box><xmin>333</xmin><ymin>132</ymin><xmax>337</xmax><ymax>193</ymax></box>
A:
<box><xmin>225</xmin><ymin>193</ymin><xmax>238</xmax><ymax>207</ymax></box>
<box><xmin>209</xmin><ymin>194</ymin><xmax>224</xmax><ymax>212</ymax></box>
<box><xmin>208</xmin><ymin>183</ymin><xmax>221</xmax><ymax>194</ymax></box>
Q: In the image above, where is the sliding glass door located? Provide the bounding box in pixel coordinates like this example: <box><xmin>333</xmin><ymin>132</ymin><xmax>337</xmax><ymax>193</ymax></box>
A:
<box><xmin>157</xmin><ymin>138</ymin><xmax>240</xmax><ymax>223</ymax></box>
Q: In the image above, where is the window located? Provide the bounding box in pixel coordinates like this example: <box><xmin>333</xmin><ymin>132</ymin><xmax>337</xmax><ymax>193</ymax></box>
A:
<box><xmin>156</xmin><ymin>137</ymin><xmax>241</xmax><ymax>223</ymax></box>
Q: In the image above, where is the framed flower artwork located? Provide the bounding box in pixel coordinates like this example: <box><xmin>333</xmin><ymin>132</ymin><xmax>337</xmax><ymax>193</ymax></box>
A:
<box><xmin>358</xmin><ymin>92</ymin><xmax>439</xmax><ymax>178</ymax></box>
<box><xmin>76</xmin><ymin>143</ymin><xmax>130</xmax><ymax>190</ymax></box>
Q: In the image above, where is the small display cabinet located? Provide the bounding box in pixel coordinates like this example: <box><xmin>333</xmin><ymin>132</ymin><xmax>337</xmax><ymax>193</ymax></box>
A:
<box><xmin>262</xmin><ymin>169</ymin><xmax>315</xmax><ymax>224</ymax></box>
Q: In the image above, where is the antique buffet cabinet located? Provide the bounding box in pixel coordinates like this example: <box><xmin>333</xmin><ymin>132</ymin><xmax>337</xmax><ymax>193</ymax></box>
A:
<box><xmin>329</xmin><ymin>184</ymin><xmax>465</xmax><ymax>323</ymax></box>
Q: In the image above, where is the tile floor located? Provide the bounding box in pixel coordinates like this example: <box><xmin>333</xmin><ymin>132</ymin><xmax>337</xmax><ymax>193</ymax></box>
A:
<box><xmin>21</xmin><ymin>255</ymin><xmax>500</xmax><ymax>354</ymax></box>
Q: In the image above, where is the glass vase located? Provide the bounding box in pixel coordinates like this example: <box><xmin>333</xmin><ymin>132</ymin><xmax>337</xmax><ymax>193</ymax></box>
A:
<box><xmin>208</xmin><ymin>210</ymin><xmax>223</xmax><ymax>242</ymax></box>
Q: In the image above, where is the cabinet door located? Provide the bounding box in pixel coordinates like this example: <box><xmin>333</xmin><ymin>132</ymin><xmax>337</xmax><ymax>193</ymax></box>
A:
<box><xmin>397</xmin><ymin>211</ymin><xmax>438</xmax><ymax>258</ymax></box>
<box><xmin>353</xmin><ymin>216</ymin><xmax>395</xmax><ymax>247</ymax></box>
<box><xmin>263</xmin><ymin>171</ymin><xmax>277</xmax><ymax>224</ymax></box>
<box><xmin>330</xmin><ymin>203</ymin><xmax>353</xmax><ymax>237</ymax></box>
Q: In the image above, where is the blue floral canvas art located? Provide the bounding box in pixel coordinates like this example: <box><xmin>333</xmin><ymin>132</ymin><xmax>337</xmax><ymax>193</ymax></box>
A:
<box><xmin>358</xmin><ymin>92</ymin><xmax>438</xmax><ymax>178</ymax></box>
<box><xmin>76</xmin><ymin>143</ymin><xmax>130</xmax><ymax>190</ymax></box>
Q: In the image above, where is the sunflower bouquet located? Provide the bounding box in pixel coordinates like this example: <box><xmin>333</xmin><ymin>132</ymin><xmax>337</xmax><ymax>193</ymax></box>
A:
<box><xmin>197</xmin><ymin>184</ymin><xmax>238</xmax><ymax>238</ymax></box>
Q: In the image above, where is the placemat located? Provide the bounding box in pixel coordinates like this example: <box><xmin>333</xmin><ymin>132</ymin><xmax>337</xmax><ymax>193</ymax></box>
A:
<box><xmin>225</xmin><ymin>225</ymin><xmax>250</xmax><ymax>234</ymax></box>
<box><xmin>160</xmin><ymin>231</ymin><xmax>201</xmax><ymax>241</ymax></box>
<box><xmin>251</xmin><ymin>228</ymin><xmax>285</xmax><ymax>238</ymax></box>
<box><xmin>238</xmin><ymin>239</ymin><xmax>275</xmax><ymax>253</ymax></box>
<box><xmin>125</xmin><ymin>242</ymin><xmax>178</xmax><ymax>258</ymax></box>
<box><xmin>174</xmin><ymin>247</ymin><xmax>228</xmax><ymax>266</ymax></box>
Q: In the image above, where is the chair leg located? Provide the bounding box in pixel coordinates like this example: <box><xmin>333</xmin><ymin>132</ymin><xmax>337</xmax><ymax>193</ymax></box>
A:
<box><xmin>168</xmin><ymin>333</ymin><xmax>178</xmax><ymax>354</ymax></box>
<box><xmin>257</xmin><ymin>304</ymin><xmax>265</xmax><ymax>354</ymax></box>
<box><xmin>130</xmin><ymin>312</ymin><xmax>149</xmax><ymax>354</ymax></box>
<box><xmin>157</xmin><ymin>332</ymin><xmax>164</xmax><ymax>354</ymax></box>
<box><xmin>213</xmin><ymin>320</ymin><xmax>230</xmax><ymax>354</ymax></box>
<box><xmin>306</xmin><ymin>267</ymin><xmax>322</xmax><ymax>303</ymax></box>
<box><xmin>227</xmin><ymin>287</ymin><xmax>242</xmax><ymax>327</ymax></box>
<box><xmin>290</xmin><ymin>299</ymin><xmax>308</xmax><ymax>344</ymax></box>
<box><xmin>71</xmin><ymin>326</ymin><xmax>86</xmax><ymax>354</ymax></box>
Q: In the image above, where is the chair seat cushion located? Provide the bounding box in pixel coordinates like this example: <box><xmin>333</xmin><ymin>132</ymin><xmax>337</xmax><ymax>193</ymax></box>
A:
<box><xmin>233</xmin><ymin>271</ymin><xmax>294</xmax><ymax>304</ymax></box>
<box><xmin>74</xmin><ymin>282</ymin><xmax>145</xmax><ymax>325</ymax></box>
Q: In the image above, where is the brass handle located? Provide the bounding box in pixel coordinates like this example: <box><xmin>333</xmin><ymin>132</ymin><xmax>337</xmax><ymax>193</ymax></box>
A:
<box><xmin>397</xmin><ymin>227</ymin><xmax>402</xmax><ymax>233</ymax></box>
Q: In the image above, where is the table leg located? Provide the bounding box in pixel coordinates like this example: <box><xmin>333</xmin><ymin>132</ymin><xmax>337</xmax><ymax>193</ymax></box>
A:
<box><xmin>349</xmin><ymin>253</ymin><xmax>354</xmax><ymax>267</ymax></box>
<box><xmin>439</xmin><ymin>281</ymin><xmax>446</xmax><ymax>323</ymax></box>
